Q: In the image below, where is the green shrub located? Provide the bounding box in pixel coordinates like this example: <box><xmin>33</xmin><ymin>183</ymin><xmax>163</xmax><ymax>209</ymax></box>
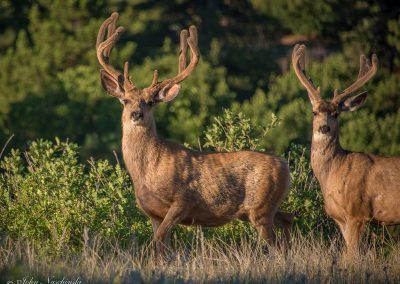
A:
<box><xmin>0</xmin><ymin>139</ymin><xmax>150</xmax><ymax>253</ymax></box>
<box><xmin>203</xmin><ymin>108</ymin><xmax>281</xmax><ymax>152</ymax></box>
<box><xmin>283</xmin><ymin>144</ymin><xmax>336</xmax><ymax>236</ymax></box>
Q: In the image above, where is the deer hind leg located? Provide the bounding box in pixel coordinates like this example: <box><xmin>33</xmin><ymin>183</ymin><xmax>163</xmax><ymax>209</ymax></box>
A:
<box><xmin>274</xmin><ymin>211</ymin><xmax>294</xmax><ymax>248</ymax></box>
<box><xmin>249</xmin><ymin>209</ymin><xmax>276</xmax><ymax>247</ymax></box>
<box><xmin>154</xmin><ymin>205</ymin><xmax>187</xmax><ymax>256</ymax></box>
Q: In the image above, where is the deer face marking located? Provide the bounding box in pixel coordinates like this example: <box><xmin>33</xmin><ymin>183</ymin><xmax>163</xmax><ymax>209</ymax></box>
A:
<box><xmin>120</xmin><ymin>90</ymin><xmax>156</xmax><ymax>126</ymax></box>
<box><xmin>312</xmin><ymin>101</ymin><xmax>339</xmax><ymax>139</ymax></box>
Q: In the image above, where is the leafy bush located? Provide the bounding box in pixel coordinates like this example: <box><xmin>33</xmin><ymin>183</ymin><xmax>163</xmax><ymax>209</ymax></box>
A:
<box><xmin>283</xmin><ymin>144</ymin><xmax>336</xmax><ymax>235</ymax></box>
<box><xmin>203</xmin><ymin>108</ymin><xmax>281</xmax><ymax>152</ymax></box>
<box><xmin>0</xmin><ymin>139</ymin><xmax>150</xmax><ymax>253</ymax></box>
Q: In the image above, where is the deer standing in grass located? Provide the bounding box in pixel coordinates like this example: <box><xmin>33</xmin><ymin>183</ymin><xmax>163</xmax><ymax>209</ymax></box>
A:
<box><xmin>96</xmin><ymin>13</ymin><xmax>291</xmax><ymax>254</ymax></box>
<box><xmin>292</xmin><ymin>44</ymin><xmax>400</xmax><ymax>253</ymax></box>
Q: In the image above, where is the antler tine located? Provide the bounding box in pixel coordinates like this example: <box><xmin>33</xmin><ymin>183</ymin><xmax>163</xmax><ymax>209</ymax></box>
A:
<box><xmin>148</xmin><ymin>29</ymin><xmax>189</xmax><ymax>89</ymax></box>
<box><xmin>96</xmin><ymin>12</ymin><xmax>137</xmax><ymax>90</ymax></box>
<box><xmin>292</xmin><ymin>44</ymin><xmax>321</xmax><ymax>104</ymax></box>
<box><xmin>96</xmin><ymin>14</ymin><xmax>113</xmax><ymax>50</ymax></box>
<box><xmin>151</xmin><ymin>70</ymin><xmax>158</xmax><ymax>86</ymax></box>
<box><xmin>96</xmin><ymin>12</ymin><xmax>119</xmax><ymax>55</ymax></box>
<box><xmin>188</xmin><ymin>26</ymin><xmax>198</xmax><ymax>62</ymax></box>
<box><xmin>358</xmin><ymin>55</ymin><xmax>368</xmax><ymax>78</ymax></box>
<box><xmin>179</xmin><ymin>29</ymin><xmax>189</xmax><ymax>73</ymax></box>
<box><xmin>103</xmin><ymin>13</ymin><xmax>117</xmax><ymax>58</ymax></box>
<box><xmin>150</xmin><ymin>26</ymin><xmax>200</xmax><ymax>92</ymax></box>
<box><xmin>123</xmin><ymin>62</ymin><xmax>136</xmax><ymax>91</ymax></box>
<box><xmin>96</xmin><ymin>25</ymin><xmax>124</xmax><ymax>79</ymax></box>
<box><xmin>333</xmin><ymin>54</ymin><xmax>378</xmax><ymax>103</ymax></box>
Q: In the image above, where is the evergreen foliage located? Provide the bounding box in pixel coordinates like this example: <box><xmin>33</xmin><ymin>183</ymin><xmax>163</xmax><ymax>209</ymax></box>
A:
<box><xmin>1</xmin><ymin>0</ymin><xmax>399</xmax><ymax>158</ymax></box>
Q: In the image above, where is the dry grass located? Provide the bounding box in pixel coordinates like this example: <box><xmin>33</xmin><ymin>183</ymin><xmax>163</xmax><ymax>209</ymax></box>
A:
<box><xmin>0</xmin><ymin>230</ymin><xmax>399</xmax><ymax>283</ymax></box>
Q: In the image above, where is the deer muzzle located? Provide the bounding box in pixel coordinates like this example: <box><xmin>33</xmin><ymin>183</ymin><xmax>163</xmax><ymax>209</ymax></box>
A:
<box><xmin>131</xmin><ymin>111</ymin><xmax>144</xmax><ymax>121</ymax></box>
<box><xmin>319</xmin><ymin>125</ymin><xmax>331</xmax><ymax>134</ymax></box>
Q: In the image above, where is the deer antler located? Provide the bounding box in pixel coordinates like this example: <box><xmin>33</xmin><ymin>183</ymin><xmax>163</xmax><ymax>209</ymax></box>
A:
<box><xmin>146</xmin><ymin>25</ymin><xmax>200</xmax><ymax>94</ymax></box>
<box><xmin>96</xmin><ymin>12</ymin><xmax>135</xmax><ymax>93</ymax></box>
<box><xmin>292</xmin><ymin>44</ymin><xmax>321</xmax><ymax>105</ymax></box>
<box><xmin>97</xmin><ymin>13</ymin><xmax>199</xmax><ymax>97</ymax></box>
<box><xmin>332</xmin><ymin>54</ymin><xmax>378</xmax><ymax>104</ymax></box>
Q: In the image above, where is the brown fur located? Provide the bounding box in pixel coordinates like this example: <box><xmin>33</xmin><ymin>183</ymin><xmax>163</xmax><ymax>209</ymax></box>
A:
<box><xmin>121</xmin><ymin>101</ymin><xmax>291</xmax><ymax>253</ymax></box>
<box><xmin>292</xmin><ymin>45</ymin><xmax>400</xmax><ymax>252</ymax></box>
<box><xmin>311</xmin><ymin>105</ymin><xmax>400</xmax><ymax>251</ymax></box>
<box><xmin>96</xmin><ymin>14</ymin><xmax>292</xmax><ymax>255</ymax></box>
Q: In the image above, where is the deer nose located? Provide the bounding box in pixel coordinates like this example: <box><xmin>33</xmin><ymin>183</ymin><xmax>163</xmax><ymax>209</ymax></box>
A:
<box><xmin>319</xmin><ymin>125</ymin><xmax>331</xmax><ymax>134</ymax></box>
<box><xmin>131</xmin><ymin>111</ymin><xmax>143</xmax><ymax>121</ymax></box>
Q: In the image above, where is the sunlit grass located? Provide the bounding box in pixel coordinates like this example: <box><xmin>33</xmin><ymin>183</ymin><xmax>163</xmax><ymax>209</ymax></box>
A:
<box><xmin>1</xmin><ymin>230</ymin><xmax>399</xmax><ymax>283</ymax></box>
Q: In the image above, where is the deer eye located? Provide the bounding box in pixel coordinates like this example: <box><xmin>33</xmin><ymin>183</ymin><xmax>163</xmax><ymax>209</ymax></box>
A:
<box><xmin>122</xmin><ymin>99</ymin><xmax>130</xmax><ymax>105</ymax></box>
<box><xmin>312</xmin><ymin>111</ymin><xmax>317</xmax><ymax>116</ymax></box>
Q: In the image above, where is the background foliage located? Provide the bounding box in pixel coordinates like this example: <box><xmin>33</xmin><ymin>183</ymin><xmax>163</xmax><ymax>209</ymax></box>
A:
<box><xmin>0</xmin><ymin>139</ymin><xmax>151</xmax><ymax>252</ymax></box>
<box><xmin>1</xmin><ymin>0</ymin><xmax>399</xmax><ymax>158</ymax></box>
<box><xmin>0</xmin><ymin>0</ymin><xmax>399</xmax><ymax>250</ymax></box>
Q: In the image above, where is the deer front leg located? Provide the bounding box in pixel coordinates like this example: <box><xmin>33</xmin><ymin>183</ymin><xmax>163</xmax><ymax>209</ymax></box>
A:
<box><xmin>151</xmin><ymin>217</ymin><xmax>173</xmax><ymax>247</ymax></box>
<box><xmin>151</xmin><ymin>217</ymin><xmax>161</xmax><ymax>236</ymax></box>
<box><xmin>342</xmin><ymin>218</ymin><xmax>365</xmax><ymax>254</ymax></box>
<box><xmin>154</xmin><ymin>205</ymin><xmax>187</xmax><ymax>256</ymax></box>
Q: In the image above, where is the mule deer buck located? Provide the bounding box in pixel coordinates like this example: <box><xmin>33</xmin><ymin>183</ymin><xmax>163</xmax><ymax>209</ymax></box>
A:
<box><xmin>96</xmin><ymin>12</ymin><xmax>292</xmax><ymax>254</ymax></box>
<box><xmin>292</xmin><ymin>44</ymin><xmax>400</xmax><ymax>252</ymax></box>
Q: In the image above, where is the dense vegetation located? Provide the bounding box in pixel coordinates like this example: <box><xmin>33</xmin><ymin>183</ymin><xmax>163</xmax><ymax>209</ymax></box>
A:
<box><xmin>0</xmin><ymin>111</ymin><xmax>331</xmax><ymax>252</ymax></box>
<box><xmin>1</xmin><ymin>0</ymin><xmax>399</xmax><ymax>158</ymax></box>
<box><xmin>0</xmin><ymin>0</ymin><xmax>400</xmax><ymax>281</ymax></box>
<box><xmin>2</xmin><ymin>114</ymin><xmax>399</xmax><ymax>283</ymax></box>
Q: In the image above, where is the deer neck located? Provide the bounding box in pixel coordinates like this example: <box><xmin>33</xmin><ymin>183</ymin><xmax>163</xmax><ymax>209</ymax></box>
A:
<box><xmin>311</xmin><ymin>126</ymin><xmax>345</xmax><ymax>186</ymax></box>
<box><xmin>121</xmin><ymin>119</ymin><xmax>161</xmax><ymax>186</ymax></box>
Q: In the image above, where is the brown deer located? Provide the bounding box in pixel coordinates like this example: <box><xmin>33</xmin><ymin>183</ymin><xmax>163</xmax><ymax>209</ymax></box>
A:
<box><xmin>96</xmin><ymin>12</ymin><xmax>292</xmax><ymax>254</ymax></box>
<box><xmin>292</xmin><ymin>44</ymin><xmax>400</xmax><ymax>252</ymax></box>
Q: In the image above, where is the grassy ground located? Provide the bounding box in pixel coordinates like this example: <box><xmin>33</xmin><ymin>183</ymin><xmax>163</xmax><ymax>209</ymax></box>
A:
<box><xmin>0</xmin><ymin>231</ymin><xmax>399</xmax><ymax>283</ymax></box>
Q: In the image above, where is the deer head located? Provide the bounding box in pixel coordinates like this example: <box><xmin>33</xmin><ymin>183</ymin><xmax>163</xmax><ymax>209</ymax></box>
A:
<box><xmin>96</xmin><ymin>12</ymin><xmax>200</xmax><ymax>128</ymax></box>
<box><xmin>292</xmin><ymin>44</ymin><xmax>378</xmax><ymax>141</ymax></box>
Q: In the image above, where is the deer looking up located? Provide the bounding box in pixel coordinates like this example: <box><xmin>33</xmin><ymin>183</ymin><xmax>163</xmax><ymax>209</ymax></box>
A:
<box><xmin>292</xmin><ymin>44</ymin><xmax>400</xmax><ymax>253</ymax></box>
<box><xmin>96</xmin><ymin>12</ymin><xmax>292</xmax><ymax>254</ymax></box>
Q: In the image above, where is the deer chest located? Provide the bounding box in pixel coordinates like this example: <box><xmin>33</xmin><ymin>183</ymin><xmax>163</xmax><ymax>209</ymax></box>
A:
<box><xmin>134</xmin><ymin>185</ymin><xmax>171</xmax><ymax>219</ymax></box>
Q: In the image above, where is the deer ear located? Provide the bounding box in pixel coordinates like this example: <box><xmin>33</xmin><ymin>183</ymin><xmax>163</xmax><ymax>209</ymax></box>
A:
<box><xmin>100</xmin><ymin>70</ymin><xmax>124</xmax><ymax>98</ymax></box>
<box><xmin>154</xmin><ymin>84</ymin><xmax>181</xmax><ymax>102</ymax></box>
<box><xmin>339</xmin><ymin>91</ymin><xmax>368</xmax><ymax>112</ymax></box>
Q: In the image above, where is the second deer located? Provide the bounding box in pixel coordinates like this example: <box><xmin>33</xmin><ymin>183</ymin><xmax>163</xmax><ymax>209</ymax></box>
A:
<box><xmin>292</xmin><ymin>44</ymin><xmax>400</xmax><ymax>253</ymax></box>
<box><xmin>96</xmin><ymin>13</ymin><xmax>292</xmax><ymax>254</ymax></box>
